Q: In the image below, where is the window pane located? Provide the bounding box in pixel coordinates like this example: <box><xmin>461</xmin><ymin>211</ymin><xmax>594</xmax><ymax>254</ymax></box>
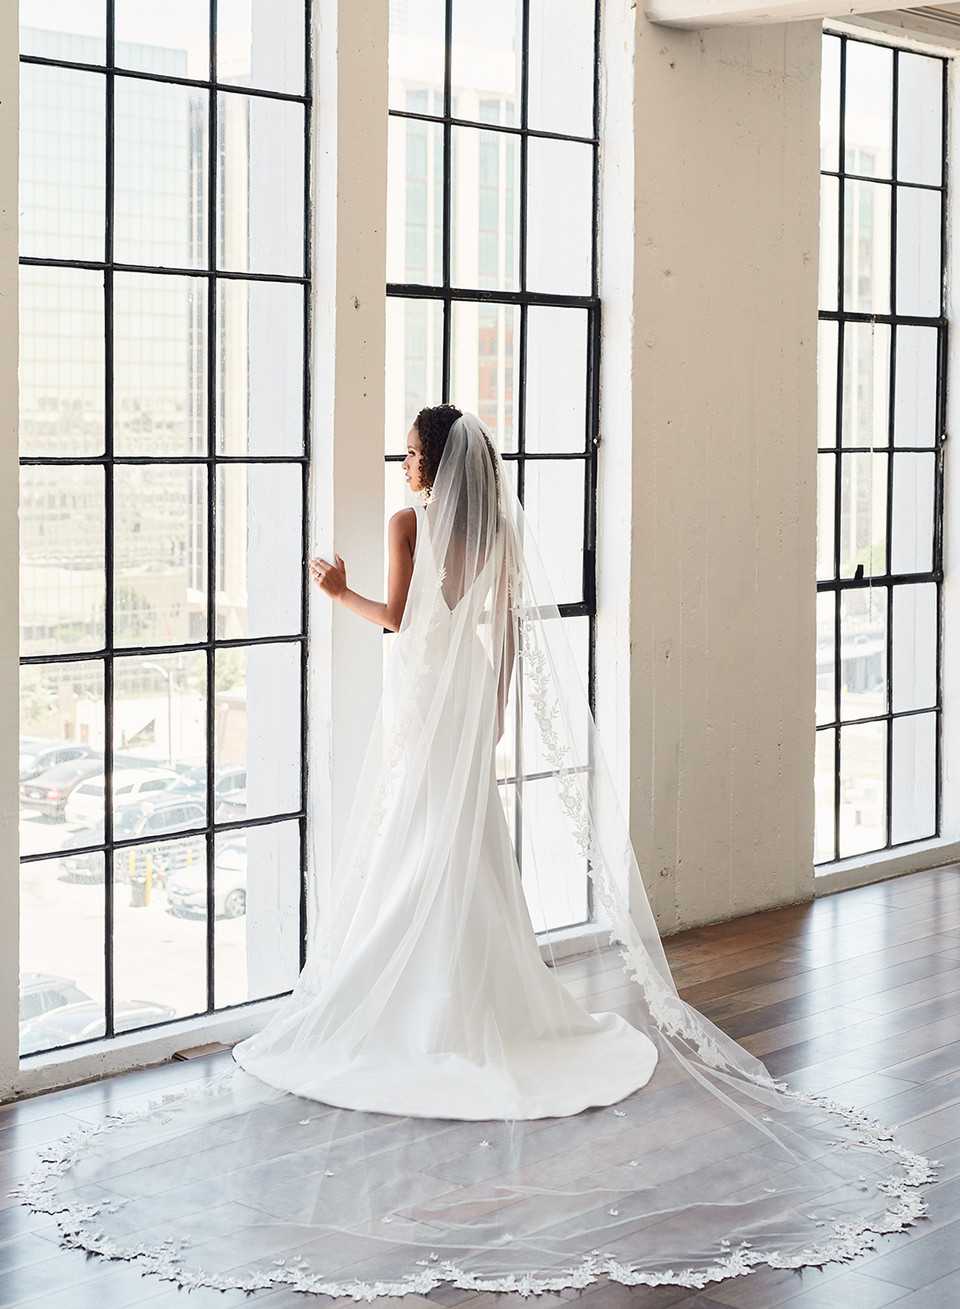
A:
<box><xmin>387</xmin><ymin>116</ymin><xmax>444</xmax><ymax>287</ymax></box>
<box><xmin>115</xmin><ymin>2</ymin><xmax>210</xmax><ymax>79</ymax></box>
<box><xmin>819</xmin><ymin>174</ymin><xmax>839</xmax><ymax>312</ymax></box>
<box><xmin>839</xmin><ymin>452</ymin><xmax>887</xmax><ymax>578</ymax></box>
<box><xmin>217</xmin><ymin>279</ymin><xmax>305</xmax><ymax>455</ymax></box>
<box><xmin>814</xmin><ymin>728</ymin><xmax>835</xmax><ymax>864</ymax></box>
<box><xmin>839</xmin><ymin>720</ymin><xmax>886</xmax><ymax>858</ymax></box>
<box><xmin>20</xmin><ymin>63</ymin><xmax>105</xmax><ymax>262</ymax></box>
<box><xmin>820</xmin><ymin>35</ymin><xmax>840</xmax><ymax>173</ymax></box>
<box><xmin>20</xmin><ymin>465</ymin><xmax>105</xmax><ymax>657</ymax></box>
<box><xmin>19</xmin><ymin>265</ymin><xmax>105</xmax><ymax>459</ymax></box>
<box><xmin>527</xmin><ymin>137</ymin><xmax>592</xmax><ymax>297</ymax></box>
<box><xmin>891</xmin><ymin>712</ymin><xmax>936</xmax><ymax>843</ymax></box>
<box><xmin>817</xmin><ymin>454</ymin><xmax>835</xmax><ymax>581</ymax></box>
<box><xmin>840</xmin><ymin>586</ymin><xmax>886</xmax><ymax>723</ymax></box>
<box><xmin>217</xmin><ymin>0</ymin><xmax>306</xmax><ymax>95</ymax></box>
<box><xmin>451</xmin><ymin>125</ymin><xmax>520</xmax><ymax>292</ymax></box>
<box><xmin>115</xmin><ymin>78</ymin><xmax>209</xmax><ymax>269</ymax></box>
<box><xmin>522</xmin><ymin>459</ymin><xmax>585</xmax><ymax>605</ymax></box>
<box><xmin>385</xmin><ymin>298</ymin><xmax>444</xmax><ymax>455</ymax></box>
<box><xmin>844</xmin><ymin>40</ymin><xmax>892</xmax><ymax>179</ymax></box>
<box><xmin>817</xmin><ymin>319</ymin><xmax>838</xmax><ymax>447</ymax></box>
<box><xmin>389</xmin><ymin>0</ymin><xmax>445</xmax><ymax>113</ymax></box>
<box><xmin>213</xmin><ymin>822</ymin><xmax>301</xmax><ymax>1006</ymax></box>
<box><xmin>218</xmin><ymin>92</ymin><xmax>305</xmax><ymax>277</ymax></box>
<box><xmin>891</xmin><ymin>452</ymin><xmax>935</xmax><ymax>575</ymax></box>
<box><xmin>20</xmin><ymin>852</ymin><xmax>105</xmax><ymax>1056</ymax></box>
<box><xmin>528</xmin><ymin>0</ymin><xmax>594</xmax><ymax>139</ymax></box>
<box><xmin>896</xmin><ymin>186</ymin><xmax>941</xmax><ymax>318</ymax></box>
<box><xmin>114</xmin><ymin>272</ymin><xmax>208</xmax><ymax>457</ymax></box>
<box><xmin>20</xmin><ymin>0</ymin><xmax>105</xmax><ymax>62</ymax></box>
<box><xmin>841</xmin><ymin>321</ymin><xmax>889</xmax><ymax>448</ymax></box>
<box><xmin>450</xmin><ymin>0</ymin><xmax>522</xmax><ymax>127</ymax></box>
<box><xmin>114</xmin><ymin>464</ymin><xmax>208</xmax><ymax>647</ymax></box>
<box><xmin>450</xmin><ymin>301</ymin><xmax>519</xmax><ymax>452</ymax></box>
<box><xmin>843</xmin><ymin>180</ymin><xmax>890</xmax><ymax>315</ymax></box>
<box><xmin>215</xmin><ymin>643</ymin><xmax>301</xmax><ymax>822</ymax></box>
<box><xmin>522</xmin><ymin>775</ymin><xmax>588</xmax><ymax>933</ymax></box>
<box><xmin>897</xmin><ymin>52</ymin><xmax>943</xmax><ymax>187</ymax></box>
<box><xmin>894</xmin><ymin>325</ymin><xmax>938</xmax><ymax>448</ymax></box>
<box><xmin>892</xmin><ymin>582</ymin><xmax>937</xmax><ymax>713</ymax></box>
<box><xmin>525</xmin><ymin>306</ymin><xmax>588</xmax><ymax>454</ymax></box>
<box><xmin>216</xmin><ymin>464</ymin><xmax>303</xmax><ymax>640</ymax></box>
<box><xmin>816</xmin><ymin>591</ymin><xmax>835</xmax><ymax>725</ymax></box>
<box><xmin>113</xmin><ymin>834</ymin><xmax>206</xmax><ymax>1030</ymax></box>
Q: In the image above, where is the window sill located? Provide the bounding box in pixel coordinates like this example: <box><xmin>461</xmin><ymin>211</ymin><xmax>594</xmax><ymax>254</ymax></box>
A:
<box><xmin>814</xmin><ymin>835</ymin><xmax>960</xmax><ymax>897</ymax></box>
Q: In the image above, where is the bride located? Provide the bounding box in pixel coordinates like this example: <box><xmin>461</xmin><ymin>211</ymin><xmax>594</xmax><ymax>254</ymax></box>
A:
<box><xmin>12</xmin><ymin>408</ymin><xmax>935</xmax><ymax>1299</ymax></box>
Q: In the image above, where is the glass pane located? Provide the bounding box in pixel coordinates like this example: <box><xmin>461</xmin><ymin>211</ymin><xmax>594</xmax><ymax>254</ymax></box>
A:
<box><xmin>19</xmin><ymin>265</ymin><xmax>105</xmax><ymax>458</ymax></box>
<box><xmin>528</xmin><ymin>0</ymin><xmax>594</xmax><ymax>139</ymax></box>
<box><xmin>112</xmin><ymin>650</ymin><xmax>207</xmax><ymax>830</ymax></box>
<box><xmin>387</xmin><ymin>116</ymin><xmax>444</xmax><ymax>287</ymax></box>
<box><xmin>451</xmin><ymin>126</ymin><xmax>519</xmax><ymax>292</ymax></box>
<box><xmin>19</xmin><ymin>660</ymin><xmax>104</xmax><ymax>857</ymax></box>
<box><xmin>20</xmin><ymin>465</ymin><xmax>105</xmax><ymax>658</ymax></box>
<box><xmin>217</xmin><ymin>0</ymin><xmax>306</xmax><ymax>95</ymax></box>
<box><xmin>522</xmin><ymin>776</ymin><xmax>588</xmax><ymax>934</ymax></box>
<box><xmin>891</xmin><ymin>712</ymin><xmax>936</xmax><ymax>844</ymax></box>
<box><xmin>819</xmin><ymin>174</ymin><xmax>839</xmax><ymax>313</ymax></box>
<box><xmin>20</xmin><ymin>852</ymin><xmax>105</xmax><ymax>1057</ymax></box>
<box><xmin>817</xmin><ymin>319</ymin><xmax>838</xmax><ymax>447</ymax></box>
<box><xmin>814</xmin><ymin>728</ymin><xmax>835</xmax><ymax>864</ymax></box>
<box><xmin>839</xmin><ymin>452</ymin><xmax>887</xmax><ymax>578</ymax></box>
<box><xmin>527</xmin><ymin>137</ymin><xmax>592</xmax><ymax>296</ymax></box>
<box><xmin>843</xmin><ymin>180</ymin><xmax>890</xmax><ymax>315</ymax></box>
<box><xmin>215</xmin><ymin>642</ymin><xmax>301</xmax><ymax>822</ymax></box>
<box><xmin>213</xmin><ymin>822</ymin><xmax>301</xmax><ymax>1006</ymax></box>
<box><xmin>450</xmin><ymin>0</ymin><xmax>521</xmax><ymax>126</ymax></box>
<box><xmin>895</xmin><ymin>325</ymin><xmax>938</xmax><ymax>448</ymax></box>
<box><xmin>389</xmin><ymin>0</ymin><xmax>445</xmax><ymax>113</ymax></box>
<box><xmin>216</xmin><ymin>464</ymin><xmax>303</xmax><ymax>640</ymax></box>
<box><xmin>218</xmin><ymin>93</ymin><xmax>305</xmax><ymax>277</ymax></box>
<box><xmin>385</xmin><ymin>298</ymin><xmax>444</xmax><ymax>455</ymax></box>
<box><xmin>896</xmin><ymin>186</ymin><xmax>941</xmax><ymax>318</ymax></box>
<box><xmin>891</xmin><ymin>452</ymin><xmax>935</xmax><ymax>575</ymax></box>
<box><xmin>218</xmin><ymin>279</ymin><xmax>304</xmax><ymax>455</ymax></box>
<box><xmin>897</xmin><ymin>52</ymin><xmax>942</xmax><ymax>187</ymax></box>
<box><xmin>525</xmin><ymin>307</ymin><xmax>588</xmax><ymax>454</ymax></box>
<box><xmin>20</xmin><ymin>0</ymin><xmax>105</xmax><ymax>62</ymax></box>
<box><xmin>114</xmin><ymin>272</ymin><xmax>207</xmax><ymax>457</ymax></box>
<box><xmin>816</xmin><ymin>453</ymin><xmax>835</xmax><ymax>581</ymax></box>
<box><xmin>820</xmin><ymin>35</ymin><xmax>840</xmax><ymax>173</ymax></box>
<box><xmin>522</xmin><ymin>459</ymin><xmax>584</xmax><ymax>605</ymax></box>
<box><xmin>816</xmin><ymin>591</ymin><xmax>835</xmax><ymax>726</ymax></box>
<box><xmin>113</xmin><ymin>835</ymin><xmax>206</xmax><ymax>1030</ymax></box>
<box><xmin>841</xmin><ymin>321</ymin><xmax>889</xmax><ymax>448</ymax></box>
<box><xmin>114</xmin><ymin>464</ymin><xmax>208</xmax><ymax>647</ymax></box>
<box><xmin>892</xmin><ymin>582</ymin><xmax>937</xmax><ymax>713</ymax></box>
<box><xmin>115</xmin><ymin>2</ymin><xmax>210</xmax><ymax>79</ymax></box>
<box><xmin>20</xmin><ymin>63</ymin><xmax>105</xmax><ymax>262</ymax></box>
<box><xmin>839</xmin><ymin>720</ymin><xmax>886</xmax><ymax>858</ymax></box>
<box><xmin>450</xmin><ymin>301</ymin><xmax>519</xmax><ymax>452</ymax></box>
<box><xmin>114</xmin><ymin>78</ymin><xmax>209</xmax><ymax>269</ymax></box>
<box><xmin>840</xmin><ymin>586</ymin><xmax>886</xmax><ymax>723</ymax></box>
<box><xmin>844</xmin><ymin>40</ymin><xmax>892</xmax><ymax>179</ymax></box>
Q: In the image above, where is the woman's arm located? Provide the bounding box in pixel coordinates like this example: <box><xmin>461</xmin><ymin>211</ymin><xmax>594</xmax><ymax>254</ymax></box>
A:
<box><xmin>309</xmin><ymin>508</ymin><xmax>416</xmax><ymax>632</ymax></box>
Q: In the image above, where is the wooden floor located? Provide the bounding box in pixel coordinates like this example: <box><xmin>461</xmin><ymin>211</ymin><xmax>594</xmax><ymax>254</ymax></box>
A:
<box><xmin>2</xmin><ymin>865</ymin><xmax>960</xmax><ymax>1309</ymax></box>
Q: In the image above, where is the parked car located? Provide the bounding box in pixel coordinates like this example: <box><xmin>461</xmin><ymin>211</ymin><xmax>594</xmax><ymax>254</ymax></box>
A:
<box><xmin>19</xmin><ymin>739</ymin><xmax>92</xmax><ymax>783</ymax></box>
<box><xmin>214</xmin><ymin>786</ymin><xmax>248</xmax><ymax>824</ymax></box>
<box><xmin>167</xmin><ymin>766</ymin><xmax>247</xmax><ymax>812</ymax></box>
<box><xmin>19</xmin><ymin>971</ymin><xmax>93</xmax><ymax>1024</ymax></box>
<box><xmin>64</xmin><ymin>767</ymin><xmax>181</xmax><ymax>827</ymax></box>
<box><xmin>19</xmin><ymin>999</ymin><xmax>178</xmax><ymax>1056</ymax></box>
<box><xmin>59</xmin><ymin>797</ymin><xmax>206</xmax><ymax>883</ymax></box>
<box><xmin>122</xmin><ymin>798</ymin><xmax>208</xmax><ymax>897</ymax></box>
<box><xmin>167</xmin><ymin>842</ymin><xmax>247</xmax><ymax>919</ymax></box>
<box><xmin>20</xmin><ymin>755</ymin><xmax>107</xmax><ymax>819</ymax></box>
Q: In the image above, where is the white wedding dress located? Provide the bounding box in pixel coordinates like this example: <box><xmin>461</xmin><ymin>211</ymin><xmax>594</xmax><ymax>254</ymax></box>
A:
<box><xmin>11</xmin><ymin>415</ymin><xmax>936</xmax><ymax>1300</ymax></box>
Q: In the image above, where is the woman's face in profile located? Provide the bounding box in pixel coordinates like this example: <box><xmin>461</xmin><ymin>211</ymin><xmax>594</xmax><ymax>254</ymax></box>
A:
<box><xmin>403</xmin><ymin>425</ymin><xmax>424</xmax><ymax>493</ymax></box>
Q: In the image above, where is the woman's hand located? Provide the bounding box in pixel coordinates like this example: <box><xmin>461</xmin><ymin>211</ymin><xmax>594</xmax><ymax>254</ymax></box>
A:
<box><xmin>310</xmin><ymin>554</ymin><xmax>347</xmax><ymax>599</ymax></box>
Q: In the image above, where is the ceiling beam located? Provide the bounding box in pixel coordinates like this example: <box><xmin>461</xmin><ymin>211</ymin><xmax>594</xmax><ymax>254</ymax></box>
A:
<box><xmin>645</xmin><ymin>0</ymin><xmax>929</xmax><ymax>30</ymax></box>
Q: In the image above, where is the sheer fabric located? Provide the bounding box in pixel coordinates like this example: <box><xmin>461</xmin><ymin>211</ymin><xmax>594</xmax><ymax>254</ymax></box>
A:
<box><xmin>11</xmin><ymin>415</ymin><xmax>935</xmax><ymax>1299</ymax></box>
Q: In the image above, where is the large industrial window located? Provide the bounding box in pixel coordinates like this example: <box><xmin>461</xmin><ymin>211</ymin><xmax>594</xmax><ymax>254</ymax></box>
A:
<box><xmin>816</xmin><ymin>31</ymin><xmax>947</xmax><ymax>865</ymax></box>
<box><xmin>18</xmin><ymin>3</ymin><xmax>311</xmax><ymax>1057</ymax></box>
<box><xmin>385</xmin><ymin>1</ymin><xmax>601</xmax><ymax>932</ymax></box>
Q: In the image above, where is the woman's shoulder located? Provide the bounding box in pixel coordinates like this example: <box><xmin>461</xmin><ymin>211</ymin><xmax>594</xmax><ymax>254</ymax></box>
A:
<box><xmin>388</xmin><ymin>506</ymin><xmax>418</xmax><ymax>553</ymax></box>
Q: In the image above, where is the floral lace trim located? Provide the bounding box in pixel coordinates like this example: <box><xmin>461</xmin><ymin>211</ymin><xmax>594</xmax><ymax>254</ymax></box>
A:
<box><xmin>7</xmin><ymin>1063</ymin><xmax>937</xmax><ymax>1301</ymax></box>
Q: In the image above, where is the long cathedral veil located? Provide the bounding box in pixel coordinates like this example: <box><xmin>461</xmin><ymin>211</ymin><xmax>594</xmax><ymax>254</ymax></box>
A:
<box><xmin>10</xmin><ymin>414</ymin><xmax>936</xmax><ymax>1298</ymax></box>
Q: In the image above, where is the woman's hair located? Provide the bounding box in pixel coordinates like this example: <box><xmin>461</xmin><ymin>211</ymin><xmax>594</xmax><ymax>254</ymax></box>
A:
<box><xmin>413</xmin><ymin>404</ymin><xmax>463</xmax><ymax>491</ymax></box>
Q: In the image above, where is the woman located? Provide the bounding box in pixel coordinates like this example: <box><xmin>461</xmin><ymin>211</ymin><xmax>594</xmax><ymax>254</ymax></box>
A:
<box><xmin>12</xmin><ymin>410</ymin><xmax>934</xmax><ymax>1299</ymax></box>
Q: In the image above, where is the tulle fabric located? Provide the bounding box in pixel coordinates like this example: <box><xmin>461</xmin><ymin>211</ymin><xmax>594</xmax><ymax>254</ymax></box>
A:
<box><xmin>10</xmin><ymin>415</ymin><xmax>936</xmax><ymax>1299</ymax></box>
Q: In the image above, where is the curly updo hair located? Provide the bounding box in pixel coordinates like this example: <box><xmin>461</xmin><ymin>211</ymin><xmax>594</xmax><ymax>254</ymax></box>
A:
<box><xmin>413</xmin><ymin>404</ymin><xmax>463</xmax><ymax>491</ymax></box>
